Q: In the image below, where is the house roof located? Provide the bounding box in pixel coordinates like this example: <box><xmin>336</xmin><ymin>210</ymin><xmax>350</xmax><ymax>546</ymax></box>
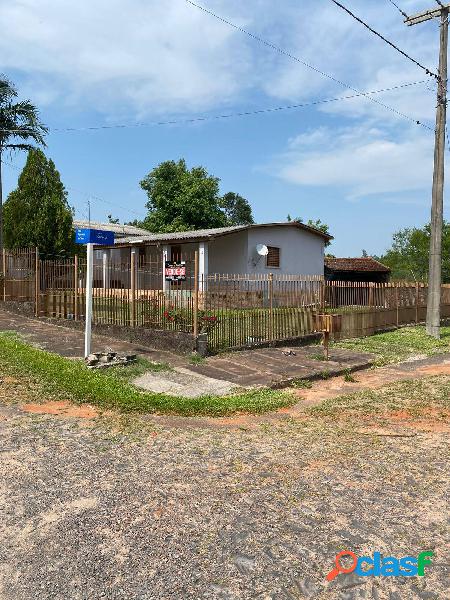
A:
<box><xmin>325</xmin><ymin>257</ymin><xmax>390</xmax><ymax>273</ymax></box>
<box><xmin>73</xmin><ymin>220</ymin><xmax>149</xmax><ymax>238</ymax></box>
<box><xmin>111</xmin><ymin>222</ymin><xmax>333</xmax><ymax>246</ymax></box>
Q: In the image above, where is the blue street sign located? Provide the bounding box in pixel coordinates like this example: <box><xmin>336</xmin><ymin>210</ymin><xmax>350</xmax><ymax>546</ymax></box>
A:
<box><xmin>75</xmin><ymin>228</ymin><xmax>115</xmax><ymax>245</ymax></box>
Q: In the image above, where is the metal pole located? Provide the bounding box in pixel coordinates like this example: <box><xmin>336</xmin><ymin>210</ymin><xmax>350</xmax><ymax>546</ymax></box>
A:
<box><xmin>193</xmin><ymin>250</ymin><xmax>199</xmax><ymax>338</ymax></box>
<box><xmin>74</xmin><ymin>254</ymin><xmax>78</xmax><ymax>321</ymax></box>
<box><xmin>84</xmin><ymin>242</ymin><xmax>93</xmax><ymax>358</ymax></box>
<box><xmin>130</xmin><ymin>249</ymin><xmax>136</xmax><ymax>327</ymax></box>
<box><xmin>35</xmin><ymin>247</ymin><xmax>39</xmax><ymax>317</ymax></box>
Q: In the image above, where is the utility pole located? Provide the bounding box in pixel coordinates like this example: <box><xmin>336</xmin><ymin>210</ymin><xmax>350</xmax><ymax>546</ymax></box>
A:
<box><xmin>405</xmin><ymin>2</ymin><xmax>449</xmax><ymax>338</ymax></box>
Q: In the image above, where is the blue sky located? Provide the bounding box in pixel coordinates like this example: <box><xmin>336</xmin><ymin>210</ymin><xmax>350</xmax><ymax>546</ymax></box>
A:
<box><xmin>1</xmin><ymin>0</ymin><xmax>448</xmax><ymax>256</ymax></box>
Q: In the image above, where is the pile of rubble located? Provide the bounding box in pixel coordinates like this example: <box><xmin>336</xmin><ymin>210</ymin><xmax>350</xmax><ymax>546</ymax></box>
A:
<box><xmin>85</xmin><ymin>351</ymin><xmax>137</xmax><ymax>369</ymax></box>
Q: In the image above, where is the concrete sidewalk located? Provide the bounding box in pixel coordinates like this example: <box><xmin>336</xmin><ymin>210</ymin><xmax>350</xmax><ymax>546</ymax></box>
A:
<box><xmin>0</xmin><ymin>308</ymin><xmax>374</xmax><ymax>396</ymax></box>
<box><xmin>0</xmin><ymin>309</ymin><xmax>186</xmax><ymax>366</ymax></box>
<box><xmin>186</xmin><ymin>345</ymin><xmax>374</xmax><ymax>388</ymax></box>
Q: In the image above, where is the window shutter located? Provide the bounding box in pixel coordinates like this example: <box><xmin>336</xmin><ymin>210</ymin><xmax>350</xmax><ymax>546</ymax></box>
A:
<box><xmin>266</xmin><ymin>246</ymin><xmax>280</xmax><ymax>268</ymax></box>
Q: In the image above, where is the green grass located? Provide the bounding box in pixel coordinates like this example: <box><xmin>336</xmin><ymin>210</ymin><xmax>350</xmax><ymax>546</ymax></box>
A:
<box><xmin>334</xmin><ymin>325</ymin><xmax>450</xmax><ymax>366</ymax></box>
<box><xmin>0</xmin><ymin>332</ymin><xmax>293</xmax><ymax>416</ymax></box>
<box><xmin>188</xmin><ymin>353</ymin><xmax>205</xmax><ymax>365</ymax></box>
<box><xmin>309</xmin><ymin>375</ymin><xmax>450</xmax><ymax>418</ymax></box>
<box><xmin>108</xmin><ymin>357</ymin><xmax>172</xmax><ymax>382</ymax></box>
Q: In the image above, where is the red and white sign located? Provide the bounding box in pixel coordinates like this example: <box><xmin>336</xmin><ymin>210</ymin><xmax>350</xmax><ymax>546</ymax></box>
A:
<box><xmin>165</xmin><ymin>261</ymin><xmax>186</xmax><ymax>281</ymax></box>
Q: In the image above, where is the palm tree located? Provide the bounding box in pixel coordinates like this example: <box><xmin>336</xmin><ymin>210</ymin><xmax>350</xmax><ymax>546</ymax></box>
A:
<box><xmin>0</xmin><ymin>77</ymin><xmax>47</xmax><ymax>252</ymax></box>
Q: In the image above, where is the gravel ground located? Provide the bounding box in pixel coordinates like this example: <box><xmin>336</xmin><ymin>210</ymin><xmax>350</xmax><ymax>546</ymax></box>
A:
<box><xmin>0</xmin><ymin>396</ymin><xmax>448</xmax><ymax>599</ymax></box>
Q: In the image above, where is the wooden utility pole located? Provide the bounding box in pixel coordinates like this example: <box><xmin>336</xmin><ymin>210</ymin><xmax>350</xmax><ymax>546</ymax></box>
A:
<box><xmin>405</xmin><ymin>3</ymin><xmax>449</xmax><ymax>338</ymax></box>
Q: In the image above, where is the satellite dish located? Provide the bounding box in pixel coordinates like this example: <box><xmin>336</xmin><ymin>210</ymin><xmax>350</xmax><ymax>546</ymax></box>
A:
<box><xmin>256</xmin><ymin>244</ymin><xmax>269</xmax><ymax>256</ymax></box>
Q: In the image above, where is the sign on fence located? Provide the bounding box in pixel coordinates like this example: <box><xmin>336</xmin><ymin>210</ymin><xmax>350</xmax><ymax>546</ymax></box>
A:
<box><xmin>165</xmin><ymin>261</ymin><xmax>186</xmax><ymax>281</ymax></box>
<box><xmin>75</xmin><ymin>228</ymin><xmax>115</xmax><ymax>245</ymax></box>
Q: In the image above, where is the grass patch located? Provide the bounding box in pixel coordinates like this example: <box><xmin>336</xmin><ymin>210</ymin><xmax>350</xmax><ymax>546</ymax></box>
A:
<box><xmin>334</xmin><ymin>325</ymin><xmax>450</xmax><ymax>366</ymax></box>
<box><xmin>308</xmin><ymin>375</ymin><xmax>450</xmax><ymax>418</ymax></box>
<box><xmin>290</xmin><ymin>378</ymin><xmax>313</xmax><ymax>389</ymax></box>
<box><xmin>0</xmin><ymin>332</ymin><xmax>293</xmax><ymax>417</ymax></box>
<box><xmin>343</xmin><ymin>369</ymin><xmax>357</xmax><ymax>383</ymax></box>
<box><xmin>189</xmin><ymin>353</ymin><xmax>205</xmax><ymax>365</ymax></box>
<box><xmin>107</xmin><ymin>357</ymin><xmax>172</xmax><ymax>382</ymax></box>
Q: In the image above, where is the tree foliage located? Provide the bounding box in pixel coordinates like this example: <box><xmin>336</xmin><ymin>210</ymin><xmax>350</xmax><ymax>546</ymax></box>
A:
<box><xmin>0</xmin><ymin>76</ymin><xmax>47</xmax><ymax>249</ymax></box>
<box><xmin>3</xmin><ymin>149</ymin><xmax>74</xmax><ymax>258</ymax></box>
<box><xmin>378</xmin><ymin>222</ymin><xmax>450</xmax><ymax>283</ymax></box>
<box><xmin>138</xmin><ymin>159</ymin><xmax>254</xmax><ymax>232</ymax></box>
<box><xmin>220</xmin><ymin>192</ymin><xmax>254</xmax><ymax>225</ymax></box>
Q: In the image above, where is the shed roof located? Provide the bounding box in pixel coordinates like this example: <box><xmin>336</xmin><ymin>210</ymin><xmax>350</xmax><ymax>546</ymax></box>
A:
<box><xmin>112</xmin><ymin>222</ymin><xmax>333</xmax><ymax>246</ymax></box>
<box><xmin>325</xmin><ymin>257</ymin><xmax>390</xmax><ymax>273</ymax></box>
<box><xmin>73</xmin><ymin>220</ymin><xmax>149</xmax><ymax>238</ymax></box>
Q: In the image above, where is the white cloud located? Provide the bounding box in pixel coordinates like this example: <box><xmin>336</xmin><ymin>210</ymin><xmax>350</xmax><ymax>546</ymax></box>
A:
<box><xmin>0</xmin><ymin>0</ymin><xmax>255</xmax><ymax>116</ymax></box>
<box><xmin>0</xmin><ymin>0</ymin><xmax>442</xmax><ymax>121</ymax></box>
<box><xmin>271</xmin><ymin>124</ymin><xmax>435</xmax><ymax>200</ymax></box>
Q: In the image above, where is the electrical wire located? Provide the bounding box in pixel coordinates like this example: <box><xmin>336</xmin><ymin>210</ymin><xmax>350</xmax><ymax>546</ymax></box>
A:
<box><xmin>1</xmin><ymin>158</ymin><xmax>144</xmax><ymax>219</ymax></box>
<box><xmin>0</xmin><ymin>80</ymin><xmax>434</xmax><ymax>135</ymax></box>
<box><xmin>329</xmin><ymin>0</ymin><xmax>437</xmax><ymax>77</ymax></box>
<box><xmin>183</xmin><ymin>0</ymin><xmax>436</xmax><ymax>129</ymax></box>
<box><xmin>386</xmin><ymin>0</ymin><xmax>408</xmax><ymax>20</ymax></box>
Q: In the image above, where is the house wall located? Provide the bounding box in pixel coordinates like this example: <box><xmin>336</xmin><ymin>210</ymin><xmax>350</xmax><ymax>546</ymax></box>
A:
<box><xmin>247</xmin><ymin>226</ymin><xmax>324</xmax><ymax>275</ymax></box>
<box><xmin>208</xmin><ymin>231</ymin><xmax>249</xmax><ymax>274</ymax></box>
<box><xmin>207</xmin><ymin>226</ymin><xmax>325</xmax><ymax>276</ymax></box>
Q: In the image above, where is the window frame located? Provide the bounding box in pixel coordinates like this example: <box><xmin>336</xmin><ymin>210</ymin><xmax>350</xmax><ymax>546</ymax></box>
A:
<box><xmin>266</xmin><ymin>246</ymin><xmax>281</xmax><ymax>269</ymax></box>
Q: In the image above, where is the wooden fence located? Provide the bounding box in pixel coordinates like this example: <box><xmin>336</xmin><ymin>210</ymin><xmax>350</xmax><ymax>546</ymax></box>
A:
<box><xmin>2</xmin><ymin>248</ymin><xmax>450</xmax><ymax>352</ymax></box>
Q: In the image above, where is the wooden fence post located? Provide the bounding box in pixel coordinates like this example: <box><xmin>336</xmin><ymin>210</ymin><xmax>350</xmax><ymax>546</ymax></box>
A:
<box><xmin>74</xmin><ymin>254</ymin><xmax>78</xmax><ymax>321</ymax></box>
<box><xmin>415</xmin><ymin>282</ymin><xmax>419</xmax><ymax>324</ymax></box>
<box><xmin>396</xmin><ymin>283</ymin><xmax>399</xmax><ymax>327</ymax></box>
<box><xmin>2</xmin><ymin>249</ymin><xmax>6</xmax><ymax>302</ymax></box>
<box><xmin>35</xmin><ymin>248</ymin><xmax>40</xmax><ymax>317</ymax></box>
<box><xmin>269</xmin><ymin>273</ymin><xmax>274</xmax><ymax>342</ymax></box>
<box><xmin>193</xmin><ymin>250</ymin><xmax>199</xmax><ymax>338</ymax></box>
<box><xmin>130</xmin><ymin>251</ymin><xmax>136</xmax><ymax>327</ymax></box>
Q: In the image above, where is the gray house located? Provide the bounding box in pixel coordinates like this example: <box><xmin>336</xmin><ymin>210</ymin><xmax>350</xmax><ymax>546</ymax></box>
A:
<box><xmin>93</xmin><ymin>222</ymin><xmax>332</xmax><ymax>290</ymax></box>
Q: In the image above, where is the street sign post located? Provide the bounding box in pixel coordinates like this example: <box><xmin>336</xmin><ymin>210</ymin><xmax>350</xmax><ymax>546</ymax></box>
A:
<box><xmin>75</xmin><ymin>229</ymin><xmax>115</xmax><ymax>357</ymax></box>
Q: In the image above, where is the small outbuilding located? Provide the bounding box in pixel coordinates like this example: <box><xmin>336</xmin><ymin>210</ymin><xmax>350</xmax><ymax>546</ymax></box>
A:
<box><xmin>324</xmin><ymin>257</ymin><xmax>391</xmax><ymax>283</ymax></box>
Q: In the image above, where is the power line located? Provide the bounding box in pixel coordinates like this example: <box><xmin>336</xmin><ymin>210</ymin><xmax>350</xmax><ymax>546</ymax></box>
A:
<box><xmin>386</xmin><ymin>0</ymin><xmax>409</xmax><ymax>20</ymax></box>
<box><xmin>330</xmin><ymin>0</ymin><xmax>437</xmax><ymax>77</ymax></box>
<box><xmin>1</xmin><ymin>158</ymin><xmax>144</xmax><ymax>219</ymax></box>
<box><xmin>183</xmin><ymin>0</ymin><xmax>436</xmax><ymax>129</ymax></box>
<box><xmin>0</xmin><ymin>80</ymin><xmax>433</xmax><ymax>134</ymax></box>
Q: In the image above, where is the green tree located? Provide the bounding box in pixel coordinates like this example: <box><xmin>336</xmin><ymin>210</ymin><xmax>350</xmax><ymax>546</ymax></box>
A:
<box><xmin>0</xmin><ymin>77</ymin><xmax>47</xmax><ymax>251</ymax></box>
<box><xmin>139</xmin><ymin>159</ymin><xmax>231</xmax><ymax>232</ymax></box>
<box><xmin>3</xmin><ymin>149</ymin><xmax>74</xmax><ymax>258</ymax></box>
<box><xmin>220</xmin><ymin>192</ymin><xmax>254</xmax><ymax>225</ymax></box>
<box><xmin>378</xmin><ymin>222</ymin><xmax>450</xmax><ymax>282</ymax></box>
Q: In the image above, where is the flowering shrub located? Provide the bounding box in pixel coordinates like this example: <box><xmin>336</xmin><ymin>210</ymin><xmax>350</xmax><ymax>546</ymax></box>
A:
<box><xmin>198</xmin><ymin>311</ymin><xmax>218</xmax><ymax>333</ymax></box>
